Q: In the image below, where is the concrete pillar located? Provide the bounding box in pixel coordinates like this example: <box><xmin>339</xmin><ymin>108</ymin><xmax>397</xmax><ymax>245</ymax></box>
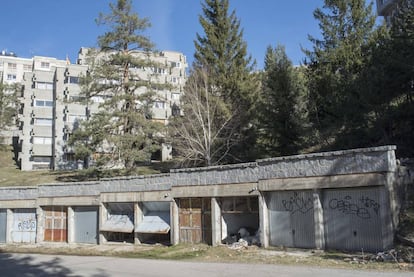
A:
<box><xmin>67</xmin><ymin>207</ymin><xmax>75</xmax><ymax>244</ymax></box>
<box><xmin>211</xmin><ymin>197</ymin><xmax>222</xmax><ymax>246</ymax></box>
<box><xmin>258</xmin><ymin>192</ymin><xmax>269</xmax><ymax>248</ymax></box>
<box><xmin>170</xmin><ymin>200</ymin><xmax>179</xmax><ymax>245</ymax></box>
<box><xmin>381</xmin><ymin>180</ymin><xmax>395</xmax><ymax>250</ymax></box>
<box><xmin>134</xmin><ymin>203</ymin><xmax>143</xmax><ymax>244</ymax></box>
<box><xmin>313</xmin><ymin>190</ymin><xmax>325</xmax><ymax>250</ymax></box>
<box><xmin>6</xmin><ymin>209</ymin><xmax>13</xmax><ymax>244</ymax></box>
<box><xmin>36</xmin><ymin>206</ymin><xmax>44</xmax><ymax>244</ymax></box>
<box><xmin>99</xmin><ymin>203</ymin><xmax>108</xmax><ymax>244</ymax></box>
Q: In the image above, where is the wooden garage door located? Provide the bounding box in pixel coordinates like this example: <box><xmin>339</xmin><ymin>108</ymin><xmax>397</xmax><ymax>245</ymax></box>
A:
<box><xmin>178</xmin><ymin>198</ymin><xmax>211</xmax><ymax>244</ymax></box>
<box><xmin>44</xmin><ymin>206</ymin><xmax>67</xmax><ymax>242</ymax></box>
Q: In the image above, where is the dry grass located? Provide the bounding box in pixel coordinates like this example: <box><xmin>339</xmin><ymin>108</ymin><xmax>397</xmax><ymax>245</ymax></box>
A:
<box><xmin>0</xmin><ymin>145</ymin><xmax>161</xmax><ymax>187</ymax></box>
<box><xmin>0</xmin><ymin>243</ymin><xmax>412</xmax><ymax>272</ymax></box>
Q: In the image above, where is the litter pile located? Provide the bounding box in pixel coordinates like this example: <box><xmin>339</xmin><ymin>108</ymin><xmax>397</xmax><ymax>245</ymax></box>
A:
<box><xmin>224</xmin><ymin>227</ymin><xmax>261</xmax><ymax>250</ymax></box>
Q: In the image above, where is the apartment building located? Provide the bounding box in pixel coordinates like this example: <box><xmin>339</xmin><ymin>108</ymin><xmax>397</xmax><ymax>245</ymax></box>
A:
<box><xmin>0</xmin><ymin>51</ymin><xmax>33</xmax><ymax>143</ymax></box>
<box><xmin>1</xmin><ymin>48</ymin><xmax>187</xmax><ymax>171</ymax></box>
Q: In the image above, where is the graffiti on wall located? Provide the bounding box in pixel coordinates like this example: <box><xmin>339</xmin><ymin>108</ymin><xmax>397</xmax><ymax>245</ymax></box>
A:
<box><xmin>282</xmin><ymin>192</ymin><xmax>313</xmax><ymax>214</ymax></box>
<box><xmin>329</xmin><ymin>195</ymin><xmax>380</xmax><ymax>219</ymax></box>
<box><xmin>17</xmin><ymin>219</ymin><xmax>36</xmax><ymax>231</ymax></box>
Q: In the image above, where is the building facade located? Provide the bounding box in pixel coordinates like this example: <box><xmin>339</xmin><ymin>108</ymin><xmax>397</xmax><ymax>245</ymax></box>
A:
<box><xmin>0</xmin><ymin>146</ymin><xmax>409</xmax><ymax>252</ymax></box>
<box><xmin>0</xmin><ymin>48</ymin><xmax>187</xmax><ymax>171</ymax></box>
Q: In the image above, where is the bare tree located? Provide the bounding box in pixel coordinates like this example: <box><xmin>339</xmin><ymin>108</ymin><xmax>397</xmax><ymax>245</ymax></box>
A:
<box><xmin>169</xmin><ymin>68</ymin><xmax>239</xmax><ymax>167</ymax></box>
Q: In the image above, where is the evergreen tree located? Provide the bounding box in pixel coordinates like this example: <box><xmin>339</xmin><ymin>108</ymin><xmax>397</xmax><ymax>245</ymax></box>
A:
<box><xmin>364</xmin><ymin>0</ymin><xmax>414</xmax><ymax>156</ymax></box>
<box><xmin>304</xmin><ymin>0</ymin><xmax>377</xmax><ymax>149</ymax></box>
<box><xmin>259</xmin><ymin>44</ymin><xmax>310</xmax><ymax>156</ymax></box>
<box><xmin>69</xmin><ymin>0</ymin><xmax>164</xmax><ymax>169</ymax></box>
<box><xmin>194</xmin><ymin>0</ymin><xmax>259</xmax><ymax>162</ymax></box>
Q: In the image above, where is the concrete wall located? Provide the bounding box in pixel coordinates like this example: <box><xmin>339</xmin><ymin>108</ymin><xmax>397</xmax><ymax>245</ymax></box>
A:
<box><xmin>0</xmin><ymin>145</ymin><xmax>404</xmax><ymax>252</ymax></box>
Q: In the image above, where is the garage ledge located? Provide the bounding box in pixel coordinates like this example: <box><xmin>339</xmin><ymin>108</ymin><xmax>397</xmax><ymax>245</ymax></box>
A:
<box><xmin>258</xmin><ymin>172</ymin><xmax>388</xmax><ymax>191</ymax></box>
<box><xmin>257</xmin><ymin>145</ymin><xmax>397</xmax><ymax>180</ymax></box>
<box><xmin>171</xmin><ymin>162</ymin><xmax>258</xmax><ymax>186</ymax></box>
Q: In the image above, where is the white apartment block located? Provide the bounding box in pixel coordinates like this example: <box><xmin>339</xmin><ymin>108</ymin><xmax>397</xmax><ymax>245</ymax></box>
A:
<box><xmin>0</xmin><ymin>48</ymin><xmax>187</xmax><ymax>171</ymax></box>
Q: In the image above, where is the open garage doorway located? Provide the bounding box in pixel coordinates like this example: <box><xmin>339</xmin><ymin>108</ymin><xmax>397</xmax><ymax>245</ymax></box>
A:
<box><xmin>219</xmin><ymin>197</ymin><xmax>260</xmax><ymax>245</ymax></box>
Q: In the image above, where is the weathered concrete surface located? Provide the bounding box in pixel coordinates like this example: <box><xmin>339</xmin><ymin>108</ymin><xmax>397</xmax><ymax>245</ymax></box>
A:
<box><xmin>171</xmin><ymin>162</ymin><xmax>258</xmax><ymax>186</ymax></box>
<box><xmin>257</xmin><ymin>145</ymin><xmax>396</xmax><ymax>180</ymax></box>
<box><xmin>0</xmin><ymin>146</ymin><xmax>398</xmax><ymax>201</ymax></box>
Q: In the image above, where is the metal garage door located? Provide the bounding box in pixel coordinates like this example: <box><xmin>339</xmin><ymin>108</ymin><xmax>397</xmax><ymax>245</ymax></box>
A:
<box><xmin>11</xmin><ymin>209</ymin><xmax>37</xmax><ymax>243</ymax></box>
<box><xmin>178</xmin><ymin>198</ymin><xmax>211</xmax><ymax>244</ymax></box>
<box><xmin>43</xmin><ymin>206</ymin><xmax>67</xmax><ymax>242</ymax></box>
<box><xmin>323</xmin><ymin>187</ymin><xmax>386</xmax><ymax>252</ymax></box>
<box><xmin>74</xmin><ymin>206</ymin><xmax>98</xmax><ymax>244</ymax></box>
<box><xmin>0</xmin><ymin>209</ymin><xmax>6</xmax><ymax>243</ymax></box>
<box><xmin>267</xmin><ymin>191</ymin><xmax>315</xmax><ymax>248</ymax></box>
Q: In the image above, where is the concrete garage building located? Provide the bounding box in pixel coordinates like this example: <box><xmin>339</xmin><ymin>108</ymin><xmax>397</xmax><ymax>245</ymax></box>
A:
<box><xmin>0</xmin><ymin>146</ymin><xmax>409</xmax><ymax>252</ymax></box>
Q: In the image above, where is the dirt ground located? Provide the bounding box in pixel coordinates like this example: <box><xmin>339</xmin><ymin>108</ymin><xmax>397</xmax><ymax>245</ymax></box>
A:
<box><xmin>0</xmin><ymin>242</ymin><xmax>413</xmax><ymax>273</ymax></box>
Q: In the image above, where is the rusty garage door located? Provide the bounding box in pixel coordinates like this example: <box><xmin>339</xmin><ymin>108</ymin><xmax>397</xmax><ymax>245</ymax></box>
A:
<box><xmin>267</xmin><ymin>190</ymin><xmax>315</xmax><ymax>249</ymax></box>
<box><xmin>178</xmin><ymin>198</ymin><xmax>211</xmax><ymax>244</ymax></box>
<box><xmin>43</xmin><ymin>206</ymin><xmax>67</xmax><ymax>242</ymax></box>
<box><xmin>0</xmin><ymin>209</ymin><xmax>6</xmax><ymax>243</ymax></box>
<box><xmin>11</xmin><ymin>209</ymin><xmax>37</xmax><ymax>243</ymax></box>
<box><xmin>323</xmin><ymin>187</ymin><xmax>388</xmax><ymax>252</ymax></box>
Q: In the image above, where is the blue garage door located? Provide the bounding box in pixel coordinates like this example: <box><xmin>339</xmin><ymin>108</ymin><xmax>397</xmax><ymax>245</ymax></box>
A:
<box><xmin>0</xmin><ymin>209</ymin><xmax>6</xmax><ymax>243</ymax></box>
<box><xmin>74</xmin><ymin>207</ymin><xmax>98</xmax><ymax>244</ymax></box>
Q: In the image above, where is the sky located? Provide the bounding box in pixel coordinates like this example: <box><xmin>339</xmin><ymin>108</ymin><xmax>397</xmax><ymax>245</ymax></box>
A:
<box><xmin>0</xmin><ymin>0</ymin><xmax>379</xmax><ymax>69</ymax></box>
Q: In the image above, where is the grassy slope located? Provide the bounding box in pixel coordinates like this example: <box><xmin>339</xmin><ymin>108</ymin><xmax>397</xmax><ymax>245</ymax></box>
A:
<box><xmin>0</xmin><ymin>145</ymin><xmax>160</xmax><ymax>187</ymax></box>
<box><xmin>0</xmin><ymin>145</ymin><xmax>61</xmax><ymax>186</ymax></box>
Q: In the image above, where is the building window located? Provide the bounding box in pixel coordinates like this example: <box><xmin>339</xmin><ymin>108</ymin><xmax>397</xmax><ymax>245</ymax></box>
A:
<box><xmin>33</xmin><ymin>156</ymin><xmax>51</xmax><ymax>163</ymax></box>
<box><xmin>36</xmin><ymin>82</ymin><xmax>53</xmax><ymax>90</ymax></box>
<box><xmin>33</xmin><ymin>137</ymin><xmax>52</xmax><ymax>144</ymax></box>
<box><xmin>34</xmin><ymin>118</ymin><xmax>53</xmax><ymax>126</ymax></box>
<box><xmin>171</xmin><ymin>93</ymin><xmax>180</xmax><ymax>101</ymax></box>
<box><xmin>23</xmin><ymin>64</ymin><xmax>32</xmax><ymax>71</ymax></box>
<box><xmin>64</xmin><ymin>76</ymin><xmax>79</xmax><ymax>84</ymax></box>
<box><xmin>64</xmin><ymin>153</ymin><xmax>76</xmax><ymax>162</ymax></box>
<box><xmin>40</xmin><ymin>62</ymin><xmax>50</xmax><ymax>69</ymax></box>
<box><xmin>171</xmin><ymin>62</ymin><xmax>181</xmax><ymax>68</ymax></box>
<box><xmin>67</xmin><ymin>115</ymin><xmax>86</xmax><ymax>123</ymax></box>
<box><xmin>153</xmin><ymin>101</ymin><xmax>165</xmax><ymax>109</ymax></box>
<box><xmin>8</xmin><ymin>63</ymin><xmax>17</xmax><ymax>70</ymax></box>
<box><xmin>7</xmin><ymin>74</ymin><xmax>17</xmax><ymax>81</ymax></box>
<box><xmin>34</xmin><ymin>100</ymin><xmax>54</xmax><ymax>107</ymax></box>
<box><xmin>153</xmin><ymin>67</ymin><xmax>166</xmax><ymax>74</ymax></box>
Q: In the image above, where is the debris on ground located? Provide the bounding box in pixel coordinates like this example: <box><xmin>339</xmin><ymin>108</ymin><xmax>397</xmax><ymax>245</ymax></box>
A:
<box><xmin>225</xmin><ymin>227</ymin><xmax>261</xmax><ymax>249</ymax></box>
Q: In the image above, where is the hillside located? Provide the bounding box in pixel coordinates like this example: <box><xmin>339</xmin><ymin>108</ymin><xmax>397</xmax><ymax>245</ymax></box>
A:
<box><xmin>0</xmin><ymin>145</ymin><xmax>161</xmax><ymax>187</ymax></box>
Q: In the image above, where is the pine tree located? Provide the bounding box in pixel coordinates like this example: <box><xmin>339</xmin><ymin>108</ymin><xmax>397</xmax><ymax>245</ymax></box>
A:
<box><xmin>259</xmin><ymin>44</ymin><xmax>310</xmax><ymax>156</ymax></box>
<box><xmin>304</xmin><ymin>0</ymin><xmax>377</xmax><ymax>149</ymax></box>
<box><xmin>194</xmin><ymin>0</ymin><xmax>259</xmax><ymax>162</ymax></box>
<box><xmin>69</xmin><ymin>0</ymin><xmax>164</xmax><ymax>169</ymax></box>
<box><xmin>0</xmin><ymin>82</ymin><xmax>19</xmax><ymax>143</ymax></box>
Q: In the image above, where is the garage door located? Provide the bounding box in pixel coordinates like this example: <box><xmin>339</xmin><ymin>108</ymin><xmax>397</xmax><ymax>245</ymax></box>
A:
<box><xmin>323</xmin><ymin>187</ymin><xmax>386</xmax><ymax>252</ymax></box>
<box><xmin>0</xmin><ymin>209</ymin><xmax>6</xmax><ymax>243</ymax></box>
<box><xmin>74</xmin><ymin>206</ymin><xmax>98</xmax><ymax>244</ymax></box>
<box><xmin>178</xmin><ymin>198</ymin><xmax>211</xmax><ymax>244</ymax></box>
<box><xmin>11</xmin><ymin>209</ymin><xmax>37</xmax><ymax>243</ymax></box>
<box><xmin>267</xmin><ymin>191</ymin><xmax>315</xmax><ymax>248</ymax></box>
<box><xmin>43</xmin><ymin>206</ymin><xmax>67</xmax><ymax>242</ymax></box>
